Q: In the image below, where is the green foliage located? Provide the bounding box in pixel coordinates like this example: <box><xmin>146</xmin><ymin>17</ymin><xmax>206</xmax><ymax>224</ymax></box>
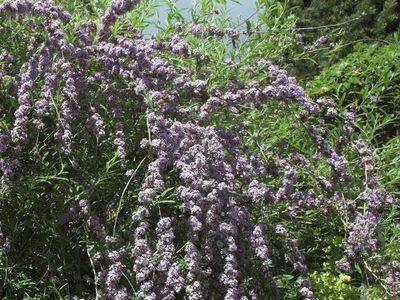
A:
<box><xmin>310</xmin><ymin>271</ymin><xmax>359</xmax><ymax>300</ymax></box>
<box><xmin>306</xmin><ymin>42</ymin><xmax>400</xmax><ymax>194</ymax></box>
<box><xmin>308</xmin><ymin>42</ymin><xmax>398</xmax><ymax>99</ymax></box>
<box><xmin>279</xmin><ymin>0</ymin><xmax>400</xmax><ymax>79</ymax></box>
<box><xmin>310</xmin><ymin>270</ymin><xmax>391</xmax><ymax>300</ymax></box>
<box><xmin>284</xmin><ymin>0</ymin><xmax>400</xmax><ymax>42</ymax></box>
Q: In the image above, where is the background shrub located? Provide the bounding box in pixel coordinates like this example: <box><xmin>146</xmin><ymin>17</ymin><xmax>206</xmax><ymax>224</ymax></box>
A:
<box><xmin>283</xmin><ymin>0</ymin><xmax>400</xmax><ymax>42</ymax></box>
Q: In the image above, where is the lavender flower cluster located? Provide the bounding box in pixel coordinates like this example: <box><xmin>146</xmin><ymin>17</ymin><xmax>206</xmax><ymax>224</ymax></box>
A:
<box><xmin>0</xmin><ymin>0</ymin><xmax>398</xmax><ymax>298</ymax></box>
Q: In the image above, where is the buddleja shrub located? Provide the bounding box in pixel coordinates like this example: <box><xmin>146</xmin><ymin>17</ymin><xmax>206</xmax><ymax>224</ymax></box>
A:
<box><xmin>0</xmin><ymin>0</ymin><xmax>399</xmax><ymax>299</ymax></box>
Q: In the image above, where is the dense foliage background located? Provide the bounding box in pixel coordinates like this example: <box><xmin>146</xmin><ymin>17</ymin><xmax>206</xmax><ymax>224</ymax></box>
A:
<box><xmin>0</xmin><ymin>0</ymin><xmax>399</xmax><ymax>299</ymax></box>
<box><xmin>283</xmin><ymin>0</ymin><xmax>400</xmax><ymax>42</ymax></box>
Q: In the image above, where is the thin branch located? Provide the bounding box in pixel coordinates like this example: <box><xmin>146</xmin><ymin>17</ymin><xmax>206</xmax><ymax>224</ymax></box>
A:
<box><xmin>233</xmin><ymin>5</ymin><xmax>263</xmax><ymax>30</ymax></box>
<box><xmin>86</xmin><ymin>243</ymin><xmax>102</xmax><ymax>300</ymax></box>
<box><xmin>296</xmin><ymin>15</ymin><xmax>363</xmax><ymax>31</ymax></box>
<box><xmin>302</xmin><ymin>38</ymin><xmax>391</xmax><ymax>55</ymax></box>
<box><xmin>112</xmin><ymin>156</ymin><xmax>147</xmax><ymax>236</ymax></box>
